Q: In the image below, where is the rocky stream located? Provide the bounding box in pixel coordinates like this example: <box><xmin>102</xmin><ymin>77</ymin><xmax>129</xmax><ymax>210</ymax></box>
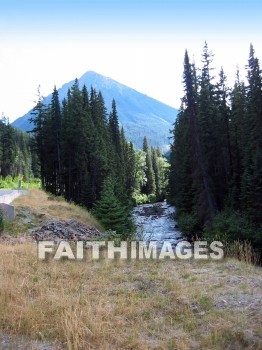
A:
<box><xmin>132</xmin><ymin>200</ymin><xmax>183</xmax><ymax>249</ymax></box>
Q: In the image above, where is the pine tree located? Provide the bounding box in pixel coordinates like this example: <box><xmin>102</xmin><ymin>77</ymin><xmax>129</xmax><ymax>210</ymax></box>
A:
<box><xmin>0</xmin><ymin>120</ymin><xmax>15</xmax><ymax>177</ymax></box>
<box><xmin>94</xmin><ymin>177</ymin><xmax>134</xmax><ymax>238</ymax></box>
<box><xmin>229</xmin><ymin>70</ymin><xmax>246</xmax><ymax>209</ymax></box>
<box><xmin>213</xmin><ymin>68</ymin><xmax>232</xmax><ymax>208</ymax></box>
<box><xmin>29</xmin><ymin>86</ymin><xmax>48</xmax><ymax>188</ymax></box>
<box><xmin>62</xmin><ymin>79</ymin><xmax>92</xmax><ymax>202</ymax></box>
<box><xmin>125</xmin><ymin>142</ymin><xmax>137</xmax><ymax>197</ymax></box>
<box><xmin>109</xmin><ymin>100</ymin><xmax>123</xmax><ymax>174</ymax></box>
<box><xmin>197</xmin><ymin>44</ymin><xmax>217</xmax><ymax>214</ymax></box>
<box><xmin>88</xmin><ymin>88</ymin><xmax>111</xmax><ymax>202</ymax></box>
<box><xmin>142</xmin><ymin>136</ymin><xmax>156</xmax><ymax>195</ymax></box>
<box><xmin>152</xmin><ymin>147</ymin><xmax>160</xmax><ymax>199</ymax></box>
<box><xmin>0</xmin><ymin>116</ymin><xmax>36</xmax><ymax>180</ymax></box>
<box><xmin>185</xmin><ymin>49</ymin><xmax>217</xmax><ymax>225</ymax></box>
<box><xmin>51</xmin><ymin>86</ymin><xmax>62</xmax><ymax>194</ymax></box>
<box><xmin>43</xmin><ymin>87</ymin><xmax>62</xmax><ymax>194</ymax></box>
<box><xmin>241</xmin><ymin>44</ymin><xmax>262</xmax><ymax>224</ymax></box>
<box><xmin>109</xmin><ymin>99</ymin><xmax>121</xmax><ymax>153</ymax></box>
<box><xmin>168</xmin><ymin>106</ymin><xmax>194</xmax><ymax>213</ymax></box>
<box><xmin>169</xmin><ymin>44</ymin><xmax>261</xmax><ymax>249</ymax></box>
<box><xmin>80</xmin><ymin>172</ymin><xmax>94</xmax><ymax>209</ymax></box>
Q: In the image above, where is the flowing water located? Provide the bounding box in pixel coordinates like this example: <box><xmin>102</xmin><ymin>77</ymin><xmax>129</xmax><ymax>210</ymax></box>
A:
<box><xmin>132</xmin><ymin>200</ymin><xmax>184</xmax><ymax>249</ymax></box>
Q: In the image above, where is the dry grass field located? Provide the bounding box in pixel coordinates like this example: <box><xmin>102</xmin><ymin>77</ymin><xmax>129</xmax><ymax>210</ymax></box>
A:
<box><xmin>0</xmin><ymin>190</ymin><xmax>261</xmax><ymax>349</ymax></box>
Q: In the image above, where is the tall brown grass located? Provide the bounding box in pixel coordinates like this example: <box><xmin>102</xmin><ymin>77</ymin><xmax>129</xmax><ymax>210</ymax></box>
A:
<box><xmin>224</xmin><ymin>240</ymin><xmax>260</xmax><ymax>265</ymax></box>
<box><xmin>0</xmin><ymin>242</ymin><xmax>261</xmax><ymax>350</ymax></box>
<box><xmin>0</xmin><ymin>190</ymin><xmax>260</xmax><ymax>349</ymax></box>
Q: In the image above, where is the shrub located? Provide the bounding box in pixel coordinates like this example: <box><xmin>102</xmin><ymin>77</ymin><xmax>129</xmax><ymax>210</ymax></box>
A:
<box><xmin>148</xmin><ymin>193</ymin><xmax>157</xmax><ymax>203</ymax></box>
<box><xmin>0</xmin><ymin>176</ymin><xmax>41</xmax><ymax>189</ymax></box>
<box><xmin>132</xmin><ymin>193</ymin><xmax>158</xmax><ymax>205</ymax></box>
<box><xmin>132</xmin><ymin>193</ymin><xmax>148</xmax><ymax>205</ymax></box>
<box><xmin>203</xmin><ymin>210</ymin><xmax>253</xmax><ymax>242</ymax></box>
<box><xmin>104</xmin><ymin>230</ymin><xmax>123</xmax><ymax>246</ymax></box>
<box><xmin>203</xmin><ymin>209</ymin><xmax>262</xmax><ymax>254</ymax></box>
<box><xmin>177</xmin><ymin>213</ymin><xmax>200</xmax><ymax>238</ymax></box>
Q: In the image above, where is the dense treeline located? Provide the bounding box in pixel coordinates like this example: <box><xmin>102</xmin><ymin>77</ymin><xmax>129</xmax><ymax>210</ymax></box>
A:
<box><xmin>169</xmin><ymin>43</ymin><xmax>262</xmax><ymax>250</ymax></box>
<box><xmin>137</xmin><ymin>136</ymin><xmax>169</xmax><ymax>203</ymax></box>
<box><xmin>0</xmin><ymin>117</ymin><xmax>37</xmax><ymax>183</ymax></box>
<box><xmin>30</xmin><ymin>80</ymin><xmax>168</xmax><ymax>237</ymax></box>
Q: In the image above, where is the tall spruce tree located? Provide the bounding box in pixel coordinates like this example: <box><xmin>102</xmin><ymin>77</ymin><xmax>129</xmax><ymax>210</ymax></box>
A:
<box><xmin>43</xmin><ymin>87</ymin><xmax>62</xmax><ymax>194</ymax></box>
<box><xmin>213</xmin><ymin>68</ymin><xmax>232</xmax><ymax>209</ymax></box>
<box><xmin>29</xmin><ymin>86</ymin><xmax>48</xmax><ymax>188</ymax></box>
<box><xmin>142</xmin><ymin>136</ymin><xmax>156</xmax><ymax>195</ymax></box>
<box><xmin>185</xmin><ymin>49</ymin><xmax>216</xmax><ymax>225</ymax></box>
<box><xmin>229</xmin><ymin>70</ymin><xmax>246</xmax><ymax>209</ymax></box>
<box><xmin>241</xmin><ymin>45</ymin><xmax>262</xmax><ymax>224</ymax></box>
<box><xmin>168</xmin><ymin>105</ymin><xmax>194</xmax><ymax>214</ymax></box>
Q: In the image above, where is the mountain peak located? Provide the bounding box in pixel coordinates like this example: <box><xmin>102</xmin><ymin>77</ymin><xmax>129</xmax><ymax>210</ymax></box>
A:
<box><xmin>80</xmin><ymin>71</ymin><xmax>128</xmax><ymax>93</ymax></box>
<box><xmin>12</xmin><ymin>72</ymin><xmax>178</xmax><ymax>151</ymax></box>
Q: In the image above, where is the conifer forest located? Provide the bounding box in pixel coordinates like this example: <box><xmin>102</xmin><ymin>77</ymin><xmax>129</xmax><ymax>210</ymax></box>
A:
<box><xmin>28</xmin><ymin>80</ymin><xmax>168</xmax><ymax>237</ymax></box>
<box><xmin>1</xmin><ymin>43</ymin><xmax>261</xmax><ymax>251</ymax></box>
<box><xmin>169</xmin><ymin>43</ymin><xmax>262</xmax><ymax>251</ymax></box>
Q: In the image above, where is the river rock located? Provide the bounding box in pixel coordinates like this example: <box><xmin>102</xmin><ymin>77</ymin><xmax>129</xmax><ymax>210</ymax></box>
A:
<box><xmin>32</xmin><ymin>219</ymin><xmax>102</xmax><ymax>241</ymax></box>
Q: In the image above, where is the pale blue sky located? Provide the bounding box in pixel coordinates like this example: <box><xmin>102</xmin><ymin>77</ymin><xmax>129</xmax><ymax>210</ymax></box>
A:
<box><xmin>0</xmin><ymin>0</ymin><xmax>261</xmax><ymax>120</ymax></box>
<box><xmin>1</xmin><ymin>0</ymin><xmax>260</xmax><ymax>36</ymax></box>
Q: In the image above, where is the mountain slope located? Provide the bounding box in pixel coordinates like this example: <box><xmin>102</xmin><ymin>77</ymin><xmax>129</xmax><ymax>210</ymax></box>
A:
<box><xmin>12</xmin><ymin>71</ymin><xmax>178</xmax><ymax>150</ymax></box>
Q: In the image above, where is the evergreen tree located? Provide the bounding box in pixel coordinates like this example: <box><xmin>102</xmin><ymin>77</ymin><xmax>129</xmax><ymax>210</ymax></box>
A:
<box><xmin>0</xmin><ymin>120</ymin><xmax>15</xmax><ymax>177</ymax></box>
<box><xmin>228</xmin><ymin>70</ymin><xmax>246</xmax><ymax>208</ymax></box>
<box><xmin>169</xmin><ymin>43</ymin><xmax>262</xmax><ymax>249</ymax></box>
<box><xmin>213</xmin><ymin>68</ymin><xmax>232</xmax><ymax>208</ymax></box>
<box><xmin>184</xmin><ymin>48</ymin><xmax>216</xmax><ymax>225</ymax></box>
<box><xmin>168</xmin><ymin>106</ymin><xmax>194</xmax><ymax>213</ymax></box>
<box><xmin>109</xmin><ymin>100</ymin><xmax>124</xmax><ymax>179</ymax></box>
<box><xmin>0</xmin><ymin>117</ymin><xmax>36</xmax><ymax>180</ymax></box>
<box><xmin>109</xmin><ymin>99</ymin><xmax>121</xmax><ymax>155</ymax></box>
<box><xmin>241</xmin><ymin>45</ymin><xmax>262</xmax><ymax>224</ymax></box>
<box><xmin>142</xmin><ymin>136</ymin><xmax>156</xmax><ymax>195</ymax></box>
<box><xmin>43</xmin><ymin>87</ymin><xmax>62</xmax><ymax>194</ymax></box>
<box><xmin>29</xmin><ymin>86</ymin><xmax>48</xmax><ymax>188</ymax></box>
<box><xmin>152</xmin><ymin>146</ymin><xmax>169</xmax><ymax>201</ymax></box>
<box><xmin>51</xmin><ymin>86</ymin><xmax>62</xmax><ymax>194</ymax></box>
<box><xmin>125</xmin><ymin>142</ymin><xmax>137</xmax><ymax>197</ymax></box>
<box><xmin>94</xmin><ymin>177</ymin><xmax>134</xmax><ymax>238</ymax></box>
<box><xmin>88</xmin><ymin>88</ymin><xmax>110</xmax><ymax>201</ymax></box>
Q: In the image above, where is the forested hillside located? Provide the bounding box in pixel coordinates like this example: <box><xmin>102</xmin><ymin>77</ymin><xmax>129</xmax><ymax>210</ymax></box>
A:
<box><xmin>169</xmin><ymin>43</ymin><xmax>262</xmax><ymax>251</ymax></box>
<box><xmin>29</xmin><ymin>80</ymin><xmax>168</xmax><ymax>237</ymax></box>
<box><xmin>12</xmin><ymin>71</ymin><xmax>178</xmax><ymax>151</ymax></box>
<box><xmin>0</xmin><ymin>117</ymin><xmax>38</xmax><ymax>185</ymax></box>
